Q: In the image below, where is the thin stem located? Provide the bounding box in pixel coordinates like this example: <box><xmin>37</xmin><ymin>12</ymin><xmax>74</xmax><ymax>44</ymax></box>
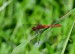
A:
<box><xmin>61</xmin><ymin>21</ymin><xmax>75</xmax><ymax>54</ymax></box>
<box><xmin>55</xmin><ymin>8</ymin><xmax>75</xmax><ymax>24</ymax></box>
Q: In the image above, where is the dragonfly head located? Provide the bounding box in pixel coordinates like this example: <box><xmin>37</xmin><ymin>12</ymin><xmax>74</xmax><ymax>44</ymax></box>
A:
<box><xmin>32</xmin><ymin>27</ymin><xmax>36</xmax><ymax>31</ymax></box>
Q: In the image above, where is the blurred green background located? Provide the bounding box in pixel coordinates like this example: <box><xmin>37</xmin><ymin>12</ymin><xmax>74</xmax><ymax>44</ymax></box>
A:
<box><xmin>0</xmin><ymin>0</ymin><xmax>75</xmax><ymax>54</ymax></box>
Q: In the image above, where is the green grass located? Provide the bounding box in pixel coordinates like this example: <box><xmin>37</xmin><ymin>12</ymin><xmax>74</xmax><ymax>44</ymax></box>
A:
<box><xmin>0</xmin><ymin>0</ymin><xmax>75</xmax><ymax>54</ymax></box>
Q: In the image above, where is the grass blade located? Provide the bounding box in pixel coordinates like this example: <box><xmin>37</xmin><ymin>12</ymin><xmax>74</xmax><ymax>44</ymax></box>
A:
<box><xmin>61</xmin><ymin>20</ymin><xmax>75</xmax><ymax>54</ymax></box>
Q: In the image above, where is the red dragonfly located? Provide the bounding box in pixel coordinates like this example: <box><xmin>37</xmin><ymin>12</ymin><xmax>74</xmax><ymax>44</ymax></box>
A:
<box><xmin>32</xmin><ymin>24</ymin><xmax>61</xmax><ymax>31</ymax></box>
<box><xmin>32</xmin><ymin>24</ymin><xmax>61</xmax><ymax>44</ymax></box>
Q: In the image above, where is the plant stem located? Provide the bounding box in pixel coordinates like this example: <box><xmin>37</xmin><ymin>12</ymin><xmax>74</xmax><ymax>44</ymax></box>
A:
<box><xmin>61</xmin><ymin>21</ymin><xmax>75</xmax><ymax>54</ymax></box>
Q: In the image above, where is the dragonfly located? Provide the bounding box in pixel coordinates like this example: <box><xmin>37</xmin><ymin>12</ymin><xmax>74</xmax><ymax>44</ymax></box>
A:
<box><xmin>31</xmin><ymin>24</ymin><xmax>61</xmax><ymax>44</ymax></box>
<box><xmin>32</xmin><ymin>24</ymin><xmax>61</xmax><ymax>31</ymax></box>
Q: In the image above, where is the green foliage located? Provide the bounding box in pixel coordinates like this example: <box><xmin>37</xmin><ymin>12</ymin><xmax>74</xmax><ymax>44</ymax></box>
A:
<box><xmin>0</xmin><ymin>0</ymin><xmax>75</xmax><ymax>54</ymax></box>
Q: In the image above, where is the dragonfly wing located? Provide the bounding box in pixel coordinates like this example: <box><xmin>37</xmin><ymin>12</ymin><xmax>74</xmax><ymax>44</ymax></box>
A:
<box><xmin>34</xmin><ymin>29</ymin><xmax>45</xmax><ymax>44</ymax></box>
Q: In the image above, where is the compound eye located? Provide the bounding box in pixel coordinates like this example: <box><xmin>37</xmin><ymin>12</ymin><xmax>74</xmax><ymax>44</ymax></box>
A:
<box><xmin>32</xmin><ymin>27</ymin><xmax>36</xmax><ymax>31</ymax></box>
